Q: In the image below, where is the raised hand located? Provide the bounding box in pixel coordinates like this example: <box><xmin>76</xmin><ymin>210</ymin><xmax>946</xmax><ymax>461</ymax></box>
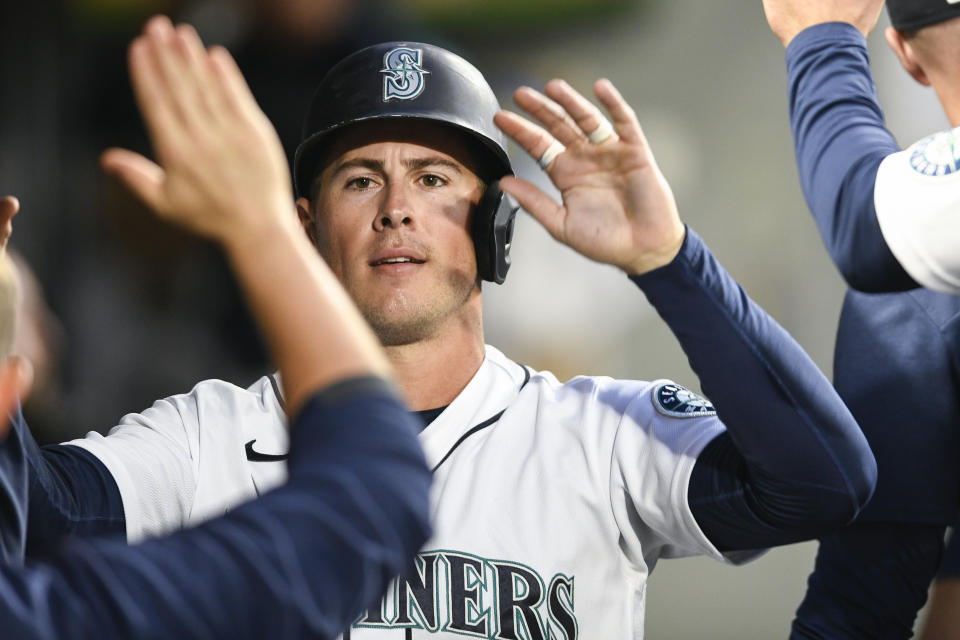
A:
<box><xmin>762</xmin><ymin>0</ymin><xmax>886</xmax><ymax>47</ymax></box>
<box><xmin>100</xmin><ymin>16</ymin><xmax>296</xmax><ymax>249</ymax></box>
<box><xmin>494</xmin><ymin>78</ymin><xmax>685</xmax><ymax>276</ymax></box>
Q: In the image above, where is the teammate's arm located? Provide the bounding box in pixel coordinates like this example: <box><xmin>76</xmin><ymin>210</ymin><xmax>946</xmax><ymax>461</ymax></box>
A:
<box><xmin>496</xmin><ymin>79</ymin><xmax>876</xmax><ymax>550</ymax></box>
<box><xmin>0</xmin><ymin>15</ymin><xmax>430</xmax><ymax>638</ymax></box>
<box><xmin>764</xmin><ymin>0</ymin><xmax>925</xmax><ymax>292</ymax></box>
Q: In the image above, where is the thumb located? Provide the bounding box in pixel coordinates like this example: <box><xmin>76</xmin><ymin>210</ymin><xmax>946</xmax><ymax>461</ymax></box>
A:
<box><xmin>100</xmin><ymin>148</ymin><xmax>167</xmax><ymax>212</ymax></box>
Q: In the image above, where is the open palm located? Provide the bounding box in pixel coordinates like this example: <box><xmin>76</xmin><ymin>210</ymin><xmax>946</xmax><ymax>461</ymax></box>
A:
<box><xmin>494</xmin><ymin>78</ymin><xmax>685</xmax><ymax>275</ymax></box>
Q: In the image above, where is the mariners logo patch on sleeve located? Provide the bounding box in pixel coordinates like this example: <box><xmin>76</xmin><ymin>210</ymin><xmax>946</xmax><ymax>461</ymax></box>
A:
<box><xmin>908</xmin><ymin>128</ymin><xmax>960</xmax><ymax>177</ymax></box>
<box><xmin>653</xmin><ymin>383</ymin><xmax>716</xmax><ymax>418</ymax></box>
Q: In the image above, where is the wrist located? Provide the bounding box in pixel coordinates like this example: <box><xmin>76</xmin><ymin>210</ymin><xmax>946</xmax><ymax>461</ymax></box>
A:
<box><xmin>621</xmin><ymin>223</ymin><xmax>686</xmax><ymax>276</ymax></box>
<box><xmin>221</xmin><ymin>208</ymin><xmax>303</xmax><ymax>259</ymax></box>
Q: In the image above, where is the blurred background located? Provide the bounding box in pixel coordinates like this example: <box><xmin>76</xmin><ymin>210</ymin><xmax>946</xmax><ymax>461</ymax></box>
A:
<box><xmin>0</xmin><ymin>0</ymin><xmax>947</xmax><ymax>637</ymax></box>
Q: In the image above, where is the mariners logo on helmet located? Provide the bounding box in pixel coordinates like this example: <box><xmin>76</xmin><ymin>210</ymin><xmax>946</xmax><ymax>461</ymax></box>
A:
<box><xmin>381</xmin><ymin>47</ymin><xmax>429</xmax><ymax>101</ymax></box>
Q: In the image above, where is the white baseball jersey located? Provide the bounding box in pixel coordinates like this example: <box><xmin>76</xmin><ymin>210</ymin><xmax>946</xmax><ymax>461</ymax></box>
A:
<box><xmin>68</xmin><ymin>345</ymin><xmax>755</xmax><ymax>638</ymax></box>
<box><xmin>875</xmin><ymin>126</ymin><xmax>960</xmax><ymax>294</ymax></box>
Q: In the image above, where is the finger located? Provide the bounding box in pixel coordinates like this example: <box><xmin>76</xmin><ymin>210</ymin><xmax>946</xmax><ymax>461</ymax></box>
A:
<box><xmin>128</xmin><ymin>37</ymin><xmax>184</xmax><ymax>161</ymax></box>
<box><xmin>0</xmin><ymin>197</ymin><xmax>18</xmax><ymax>244</ymax></box>
<box><xmin>498</xmin><ymin>176</ymin><xmax>566</xmax><ymax>240</ymax></box>
<box><xmin>171</xmin><ymin>23</ymin><xmax>219</xmax><ymax>115</ymax></box>
<box><xmin>593</xmin><ymin>78</ymin><xmax>644</xmax><ymax>146</ymax></box>
<box><xmin>207</xmin><ymin>46</ymin><xmax>260</xmax><ymax>117</ymax></box>
<box><xmin>543</xmin><ymin>79</ymin><xmax>617</xmax><ymax>144</ymax></box>
<box><xmin>512</xmin><ymin>86</ymin><xmax>585</xmax><ymax>147</ymax></box>
<box><xmin>101</xmin><ymin>148</ymin><xmax>167</xmax><ymax>212</ymax></box>
<box><xmin>0</xmin><ymin>197</ymin><xmax>20</xmax><ymax>252</ymax></box>
<box><xmin>143</xmin><ymin>16</ymin><xmax>206</xmax><ymax>131</ymax></box>
<box><xmin>494</xmin><ymin>110</ymin><xmax>565</xmax><ymax>170</ymax></box>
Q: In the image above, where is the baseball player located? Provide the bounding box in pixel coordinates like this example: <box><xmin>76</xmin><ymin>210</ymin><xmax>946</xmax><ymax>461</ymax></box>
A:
<box><xmin>763</xmin><ymin>0</ymin><xmax>960</xmax><ymax>637</ymax></box>
<box><xmin>21</xmin><ymin>15</ymin><xmax>878</xmax><ymax>638</ymax></box>
<box><xmin>0</xmin><ymin>26</ymin><xmax>430</xmax><ymax>638</ymax></box>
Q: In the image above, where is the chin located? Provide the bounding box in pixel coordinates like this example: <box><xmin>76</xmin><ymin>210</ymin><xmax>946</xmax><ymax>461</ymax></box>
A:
<box><xmin>369</xmin><ymin>317</ymin><xmax>434</xmax><ymax>347</ymax></box>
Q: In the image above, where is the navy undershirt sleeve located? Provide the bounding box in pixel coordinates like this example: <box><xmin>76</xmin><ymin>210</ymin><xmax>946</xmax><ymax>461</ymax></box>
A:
<box><xmin>940</xmin><ymin>523</ymin><xmax>960</xmax><ymax>578</ymax></box>
<box><xmin>786</xmin><ymin>22</ymin><xmax>915</xmax><ymax>292</ymax></box>
<box><xmin>0</xmin><ymin>376</ymin><xmax>431</xmax><ymax>639</ymax></box>
<box><xmin>0</xmin><ymin>405</ymin><xmax>124</xmax><ymax>563</ymax></box>
<box><xmin>0</xmin><ymin>407</ymin><xmax>30</xmax><ymax>563</ymax></box>
<box><xmin>25</xmin><ymin>442</ymin><xmax>125</xmax><ymax>556</ymax></box>
<box><xmin>632</xmin><ymin>228</ymin><xmax>876</xmax><ymax>551</ymax></box>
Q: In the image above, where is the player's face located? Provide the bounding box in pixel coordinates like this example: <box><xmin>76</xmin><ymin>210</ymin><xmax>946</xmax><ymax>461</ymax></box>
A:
<box><xmin>308</xmin><ymin>122</ymin><xmax>485</xmax><ymax>346</ymax></box>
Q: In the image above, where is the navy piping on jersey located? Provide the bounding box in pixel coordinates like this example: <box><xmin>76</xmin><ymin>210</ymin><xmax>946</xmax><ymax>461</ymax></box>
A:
<box><xmin>269</xmin><ymin>373</ymin><xmax>285</xmax><ymax>411</ymax></box>
<box><xmin>430</xmin><ymin>365</ymin><xmax>530</xmax><ymax>473</ymax></box>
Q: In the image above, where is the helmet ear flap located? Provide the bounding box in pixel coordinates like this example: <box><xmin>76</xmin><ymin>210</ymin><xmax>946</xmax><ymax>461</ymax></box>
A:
<box><xmin>473</xmin><ymin>180</ymin><xmax>519</xmax><ymax>284</ymax></box>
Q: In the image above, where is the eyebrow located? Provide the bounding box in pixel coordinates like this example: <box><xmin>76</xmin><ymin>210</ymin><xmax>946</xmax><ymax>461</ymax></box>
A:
<box><xmin>328</xmin><ymin>155</ymin><xmax>463</xmax><ymax>179</ymax></box>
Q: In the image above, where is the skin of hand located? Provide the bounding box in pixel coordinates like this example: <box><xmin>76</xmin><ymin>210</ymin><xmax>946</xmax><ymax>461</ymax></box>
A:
<box><xmin>493</xmin><ymin>78</ymin><xmax>686</xmax><ymax>276</ymax></box>
<box><xmin>100</xmin><ymin>15</ymin><xmax>391</xmax><ymax>415</ymax></box>
<box><xmin>100</xmin><ymin>16</ymin><xmax>298</xmax><ymax>251</ymax></box>
<box><xmin>762</xmin><ymin>0</ymin><xmax>886</xmax><ymax>47</ymax></box>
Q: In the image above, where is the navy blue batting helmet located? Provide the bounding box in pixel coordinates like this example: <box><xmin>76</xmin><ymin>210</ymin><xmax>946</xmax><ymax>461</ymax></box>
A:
<box><xmin>293</xmin><ymin>42</ymin><xmax>518</xmax><ymax>284</ymax></box>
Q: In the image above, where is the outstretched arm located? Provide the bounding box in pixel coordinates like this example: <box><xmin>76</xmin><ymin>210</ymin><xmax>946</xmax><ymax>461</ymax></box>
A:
<box><xmin>0</xmin><ymin>16</ymin><xmax>430</xmax><ymax>638</ymax></box>
<box><xmin>495</xmin><ymin>78</ymin><xmax>875</xmax><ymax>550</ymax></box>
<box><xmin>763</xmin><ymin>0</ymin><xmax>924</xmax><ymax>292</ymax></box>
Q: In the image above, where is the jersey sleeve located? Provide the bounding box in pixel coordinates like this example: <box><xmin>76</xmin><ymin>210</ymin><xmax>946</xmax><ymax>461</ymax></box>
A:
<box><xmin>629</xmin><ymin>228</ymin><xmax>877</xmax><ymax>553</ymax></box>
<box><xmin>606</xmin><ymin>380</ymin><xmax>735</xmax><ymax>564</ymax></box>
<box><xmin>785</xmin><ymin>21</ymin><xmax>915</xmax><ymax>292</ymax></box>
<box><xmin>0</xmin><ymin>377</ymin><xmax>431</xmax><ymax>640</ymax></box>
<box><xmin>65</xmin><ymin>393</ymin><xmax>199</xmax><ymax>542</ymax></box>
<box><xmin>874</xmin><ymin>128</ymin><xmax>960</xmax><ymax>294</ymax></box>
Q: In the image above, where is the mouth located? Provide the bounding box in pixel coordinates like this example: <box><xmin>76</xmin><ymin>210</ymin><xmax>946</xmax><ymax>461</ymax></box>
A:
<box><xmin>369</xmin><ymin>256</ymin><xmax>426</xmax><ymax>267</ymax></box>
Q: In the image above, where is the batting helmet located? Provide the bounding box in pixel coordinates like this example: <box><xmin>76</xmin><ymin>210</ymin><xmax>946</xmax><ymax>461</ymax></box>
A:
<box><xmin>293</xmin><ymin>41</ymin><xmax>518</xmax><ymax>284</ymax></box>
<box><xmin>887</xmin><ymin>0</ymin><xmax>960</xmax><ymax>31</ymax></box>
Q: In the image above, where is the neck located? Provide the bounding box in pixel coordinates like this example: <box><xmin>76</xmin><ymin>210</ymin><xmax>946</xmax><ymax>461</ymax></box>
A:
<box><xmin>385</xmin><ymin>299</ymin><xmax>486</xmax><ymax>411</ymax></box>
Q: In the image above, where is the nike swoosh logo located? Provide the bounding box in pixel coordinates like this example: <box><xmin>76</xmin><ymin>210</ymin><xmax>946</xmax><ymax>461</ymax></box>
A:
<box><xmin>245</xmin><ymin>439</ymin><xmax>289</xmax><ymax>462</ymax></box>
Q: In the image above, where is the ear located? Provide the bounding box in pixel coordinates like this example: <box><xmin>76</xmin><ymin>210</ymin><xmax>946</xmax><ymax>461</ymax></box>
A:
<box><xmin>295</xmin><ymin>197</ymin><xmax>318</xmax><ymax>243</ymax></box>
<box><xmin>885</xmin><ymin>26</ymin><xmax>931</xmax><ymax>86</ymax></box>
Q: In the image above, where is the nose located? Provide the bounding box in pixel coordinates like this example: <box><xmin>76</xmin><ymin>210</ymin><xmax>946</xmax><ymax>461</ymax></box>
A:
<box><xmin>374</xmin><ymin>182</ymin><xmax>414</xmax><ymax>231</ymax></box>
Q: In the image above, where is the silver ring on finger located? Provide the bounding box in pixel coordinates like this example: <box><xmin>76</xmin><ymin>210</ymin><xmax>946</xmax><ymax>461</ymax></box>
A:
<box><xmin>586</xmin><ymin>118</ymin><xmax>615</xmax><ymax>144</ymax></box>
<box><xmin>537</xmin><ymin>139</ymin><xmax>566</xmax><ymax>170</ymax></box>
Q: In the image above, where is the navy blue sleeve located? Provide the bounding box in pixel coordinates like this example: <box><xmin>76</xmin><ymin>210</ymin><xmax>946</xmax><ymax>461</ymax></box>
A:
<box><xmin>0</xmin><ymin>376</ymin><xmax>431</xmax><ymax>640</ymax></box>
<box><xmin>792</xmin><ymin>522</ymin><xmax>944</xmax><ymax>638</ymax></box>
<box><xmin>0</xmin><ymin>407</ymin><xmax>30</xmax><ymax>563</ymax></box>
<box><xmin>786</xmin><ymin>21</ymin><xmax>916</xmax><ymax>292</ymax></box>
<box><xmin>631</xmin><ymin>228</ymin><xmax>877</xmax><ymax>551</ymax></box>
<box><xmin>940</xmin><ymin>522</ymin><xmax>960</xmax><ymax>578</ymax></box>
<box><xmin>25</xmin><ymin>441</ymin><xmax>125</xmax><ymax>556</ymax></box>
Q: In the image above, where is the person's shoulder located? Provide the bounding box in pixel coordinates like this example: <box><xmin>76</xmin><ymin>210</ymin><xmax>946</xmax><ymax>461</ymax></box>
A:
<box><xmin>180</xmin><ymin>373</ymin><xmax>279</xmax><ymax>404</ymax></box>
<box><xmin>533</xmin><ymin>369</ymin><xmax>657</xmax><ymax>412</ymax></box>
<box><xmin>119</xmin><ymin>374</ymin><xmax>284</xmax><ymax>427</ymax></box>
<box><xmin>875</xmin><ymin>127</ymin><xmax>960</xmax><ymax>294</ymax></box>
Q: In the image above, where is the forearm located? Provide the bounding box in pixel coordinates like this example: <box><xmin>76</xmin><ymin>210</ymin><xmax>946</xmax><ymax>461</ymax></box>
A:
<box><xmin>0</xmin><ymin>382</ymin><xmax>431</xmax><ymax>640</ymax></box>
<box><xmin>223</xmin><ymin>222</ymin><xmax>390</xmax><ymax>417</ymax></box>
<box><xmin>787</xmin><ymin>22</ymin><xmax>914</xmax><ymax>291</ymax></box>
<box><xmin>631</xmin><ymin>228</ymin><xmax>876</xmax><ymax>549</ymax></box>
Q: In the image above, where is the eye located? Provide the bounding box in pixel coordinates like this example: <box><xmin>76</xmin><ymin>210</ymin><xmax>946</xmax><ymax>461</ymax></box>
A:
<box><xmin>346</xmin><ymin>176</ymin><xmax>375</xmax><ymax>190</ymax></box>
<box><xmin>420</xmin><ymin>174</ymin><xmax>447</xmax><ymax>188</ymax></box>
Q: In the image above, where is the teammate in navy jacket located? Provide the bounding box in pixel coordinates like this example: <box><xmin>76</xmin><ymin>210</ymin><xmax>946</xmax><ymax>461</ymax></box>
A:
<box><xmin>0</xmin><ymin>22</ymin><xmax>430</xmax><ymax>639</ymax></box>
<box><xmin>763</xmin><ymin>0</ymin><xmax>960</xmax><ymax>637</ymax></box>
